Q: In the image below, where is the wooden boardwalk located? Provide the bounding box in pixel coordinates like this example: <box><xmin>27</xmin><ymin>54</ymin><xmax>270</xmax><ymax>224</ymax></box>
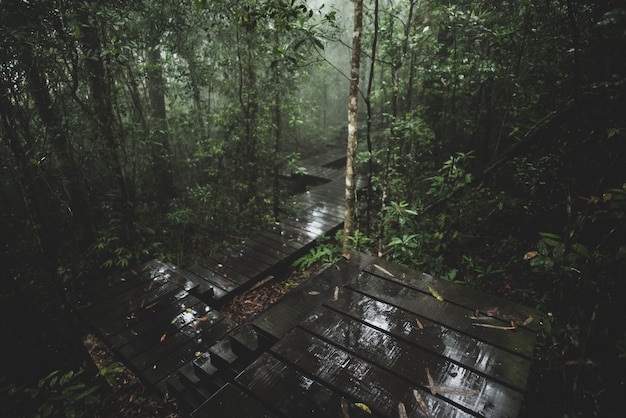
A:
<box><xmin>184</xmin><ymin>145</ymin><xmax>354</xmax><ymax>307</ymax></box>
<box><xmin>195</xmin><ymin>254</ymin><xmax>541</xmax><ymax>418</ymax></box>
<box><xmin>73</xmin><ymin>145</ymin><xmax>542</xmax><ymax>417</ymax></box>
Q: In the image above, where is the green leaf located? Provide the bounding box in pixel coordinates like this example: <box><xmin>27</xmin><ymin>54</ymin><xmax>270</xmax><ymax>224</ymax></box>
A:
<box><xmin>39</xmin><ymin>402</ymin><xmax>54</xmax><ymax>417</ymax></box>
<box><xmin>539</xmin><ymin>232</ymin><xmax>561</xmax><ymax>240</ymax></box>
<box><xmin>572</xmin><ymin>243</ymin><xmax>589</xmax><ymax>257</ymax></box>
<box><xmin>311</xmin><ymin>37</ymin><xmax>324</xmax><ymax>50</ymax></box>
<box><xmin>72</xmin><ymin>385</ymin><xmax>99</xmax><ymax>402</ymax></box>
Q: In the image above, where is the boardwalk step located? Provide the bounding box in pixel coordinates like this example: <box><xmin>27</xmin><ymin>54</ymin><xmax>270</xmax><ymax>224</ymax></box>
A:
<box><xmin>176</xmin><ymin>362</ymin><xmax>202</xmax><ymax>387</ymax></box>
<box><xmin>208</xmin><ymin>338</ymin><xmax>240</xmax><ymax>375</ymax></box>
<box><xmin>165</xmin><ymin>374</ymin><xmax>206</xmax><ymax>413</ymax></box>
<box><xmin>229</xmin><ymin>325</ymin><xmax>262</xmax><ymax>359</ymax></box>
<box><xmin>193</xmin><ymin>352</ymin><xmax>219</xmax><ymax>380</ymax></box>
<box><xmin>191</xmin><ymin>383</ymin><xmax>279</xmax><ymax>418</ymax></box>
<box><xmin>251</xmin><ymin>256</ymin><xmax>369</xmax><ymax>342</ymax></box>
<box><xmin>236</xmin><ymin>352</ymin><xmax>380</xmax><ymax>418</ymax></box>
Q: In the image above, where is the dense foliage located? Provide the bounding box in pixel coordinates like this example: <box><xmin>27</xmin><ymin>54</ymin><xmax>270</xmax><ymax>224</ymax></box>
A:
<box><xmin>1</xmin><ymin>0</ymin><xmax>624</xmax><ymax>416</ymax></box>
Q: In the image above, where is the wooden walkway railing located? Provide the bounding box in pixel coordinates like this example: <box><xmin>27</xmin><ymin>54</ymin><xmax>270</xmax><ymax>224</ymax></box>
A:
<box><xmin>73</xmin><ymin>145</ymin><xmax>542</xmax><ymax>417</ymax></box>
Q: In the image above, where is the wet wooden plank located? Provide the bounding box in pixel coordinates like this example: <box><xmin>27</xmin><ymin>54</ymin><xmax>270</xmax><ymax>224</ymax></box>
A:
<box><xmin>164</xmin><ymin>374</ymin><xmax>208</xmax><ymax>412</ymax></box>
<box><xmin>143</xmin><ymin>317</ymin><xmax>237</xmax><ymax>385</ymax></box>
<box><xmin>326</xmin><ymin>287</ymin><xmax>532</xmax><ymax>391</ymax></box>
<box><xmin>98</xmin><ymin>286</ymin><xmax>190</xmax><ymax>338</ymax></box>
<box><xmin>272</xmin><ymin>220</ymin><xmax>319</xmax><ymax>243</ymax></box>
<box><xmin>277</xmin><ymin>216</ymin><xmax>337</xmax><ymax>239</ymax></box>
<box><xmin>302</xmin><ymin>166</ymin><xmax>341</xmax><ymax>180</ymax></box>
<box><xmin>301</xmin><ymin>305</ymin><xmax>524</xmax><ymax>417</ymax></box>
<box><xmin>348</xmin><ymin>272</ymin><xmax>537</xmax><ymax>358</ymax></box>
<box><xmin>187</xmin><ymin>264</ymin><xmax>238</xmax><ymax>295</ymax></box>
<box><xmin>303</xmin><ymin>201</ymin><xmax>345</xmax><ymax>223</ymax></box>
<box><xmin>243</xmin><ymin>231</ymin><xmax>293</xmax><ymax>253</ymax></box>
<box><xmin>229</xmin><ymin>240</ymin><xmax>284</xmax><ymax>266</ymax></box>
<box><xmin>261</xmin><ymin>226</ymin><xmax>308</xmax><ymax>250</ymax></box>
<box><xmin>272</xmin><ymin>327</ymin><xmax>472</xmax><ymax>418</ymax></box>
<box><xmin>267</xmin><ymin>220</ymin><xmax>315</xmax><ymax>240</ymax></box>
<box><xmin>251</xmin><ymin>258</ymin><xmax>368</xmax><ymax>342</ymax></box>
<box><xmin>129</xmin><ymin>309</ymin><xmax>234</xmax><ymax>377</ymax></box>
<box><xmin>191</xmin><ymin>383</ymin><xmax>279</xmax><ymax>418</ymax></box>
<box><xmin>211</xmin><ymin>245</ymin><xmax>273</xmax><ymax>277</ymax></box>
<box><xmin>255</xmin><ymin>230</ymin><xmax>303</xmax><ymax>253</ymax></box>
<box><xmin>89</xmin><ymin>281</ymin><xmax>184</xmax><ymax>329</ymax></box>
<box><xmin>295</xmin><ymin>191</ymin><xmax>327</xmax><ymax>210</ymax></box>
<box><xmin>240</xmin><ymin>237</ymin><xmax>291</xmax><ymax>262</ymax></box>
<box><xmin>84</xmin><ymin>262</ymin><xmax>200</xmax><ymax>323</ymax></box>
<box><xmin>82</xmin><ymin>274</ymin><xmax>173</xmax><ymax>322</ymax></box>
<box><xmin>281</xmin><ymin>209</ymin><xmax>343</xmax><ymax>234</ymax></box>
<box><xmin>364</xmin><ymin>262</ymin><xmax>543</xmax><ymax>333</ymax></box>
<box><xmin>229</xmin><ymin>324</ymin><xmax>263</xmax><ymax>359</ymax></box>
<box><xmin>236</xmin><ymin>352</ymin><xmax>382</xmax><ymax>418</ymax></box>
<box><xmin>296</xmin><ymin>190</ymin><xmax>344</xmax><ymax>208</ymax></box>
<box><xmin>290</xmin><ymin>201</ymin><xmax>345</xmax><ymax>224</ymax></box>
<box><xmin>200</xmin><ymin>258</ymin><xmax>253</xmax><ymax>286</ymax></box>
<box><xmin>107</xmin><ymin>292</ymin><xmax>198</xmax><ymax>348</ymax></box>
<box><xmin>76</xmin><ymin>259</ymin><xmax>162</xmax><ymax>300</ymax></box>
<box><xmin>116</xmin><ymin>301</ymin><xmax>213</xmax><ymax>362</ymax></box>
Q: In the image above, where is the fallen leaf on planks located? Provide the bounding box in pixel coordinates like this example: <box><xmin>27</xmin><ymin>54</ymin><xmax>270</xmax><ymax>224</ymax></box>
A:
<box><xmin>412</xmin><ymin>389</ymin><xmax>432</xmax><ymax>417</ymax></box>
<box><xmin>427</xmin><ymin>285</ymin><xmax>444</xmax><ymax>301</ymax></box>
<box><xmin>521</xmin><ymin>316</ymin><xmax>534</xmax><ymax>326</ymax></box>
<box><xmin>416</xmin><ymin>319</ymin><xmax>424</xmax><ymax>329</ymax></box>
<box><xmin>340</xmin><ymin>398</ymin><xmax>350</xmax><ymax>418</ymax></box>
<box><xmin>144</xmin><ymin>301</ymin><xmax>159</xmax><ymax>310</ymax></box>
<box><xmin>486</xmin><ymin>306</ymin><xmax>500</xmax><ymax>316</ymax></box>
<box><xmin>372</xmin><ymin>264</ymin><xmax>394</xmax><ymax>277</ymax></box>
<box><xmin>397</xmin><ymin>401</ymin><xmax>408</xmax><ymax>418</ymax></box>
<box><xmin>308</xmin><ymin>290</ymin><xmax>320</xmax><ymax>296</ymax></box>
<box><xmin>426</xmin><ymin>367</ymin><xmax>436</xmax><ymax>395</ymax></box>
<box><xmin>472</xmin><ymin>323</ymin><xmax>517</xmax><ymax>330</ymax></box>
<box><xmin>160</xmin><ymin>333</ymin><xmax>167</xmax><ymax>343</ymax></box>
<box><xmin>354</xmin><ymin>402</ymin><xmax>371</xmax><ymax>413</ymax></box>
<box><xmin>333</xmin><ymin>286</ymin><xmax>339</xmax><ymax>301</ymax></box>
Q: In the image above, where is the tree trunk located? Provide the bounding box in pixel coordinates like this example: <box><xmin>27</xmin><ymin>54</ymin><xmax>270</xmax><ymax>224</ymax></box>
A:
<box><xmin>78</xmin><ymin>4</ymin><xmax>135</xmax><ymax>245</ymax></box>
<box><xmin>147</xmin><ymin>28</ymin><xmax>176</xmax><ymax>200</ymax></box>
<box><xmin>0</xmin><ymin>81</ymin><xmax>54</xmax><ymax>257</ymax></box>
<box><xmin>364</xmin><ymin>0</ymin><xmax>379</xmax><ymax>235</ymax></box>
<box><xmin>272</xmin><ymin>67</ymin><xmax>282</xmax><ymax>221</ymax></box>
<box><xmin>343</xmin><ymin>0</ymin><xmax>364</xmax><ymax>255</ymax></box>
<box><xmin>23</xmin><ymin>49</ymin><xmax>93</xmax><ymax>247</ymax></box>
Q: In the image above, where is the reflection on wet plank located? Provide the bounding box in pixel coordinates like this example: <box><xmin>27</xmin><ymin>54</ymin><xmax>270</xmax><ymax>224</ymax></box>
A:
<box><xmin>241</xmin><ymin>256</ymin><xmax>542</xmax><ymax>418</ymax></box>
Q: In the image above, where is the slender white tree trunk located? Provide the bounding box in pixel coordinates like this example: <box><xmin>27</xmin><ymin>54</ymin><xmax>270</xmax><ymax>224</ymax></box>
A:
<box><xmin>343</xmin><ymin>0</ymin><xmax>364</xmax><ymax>256</ymax></box>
